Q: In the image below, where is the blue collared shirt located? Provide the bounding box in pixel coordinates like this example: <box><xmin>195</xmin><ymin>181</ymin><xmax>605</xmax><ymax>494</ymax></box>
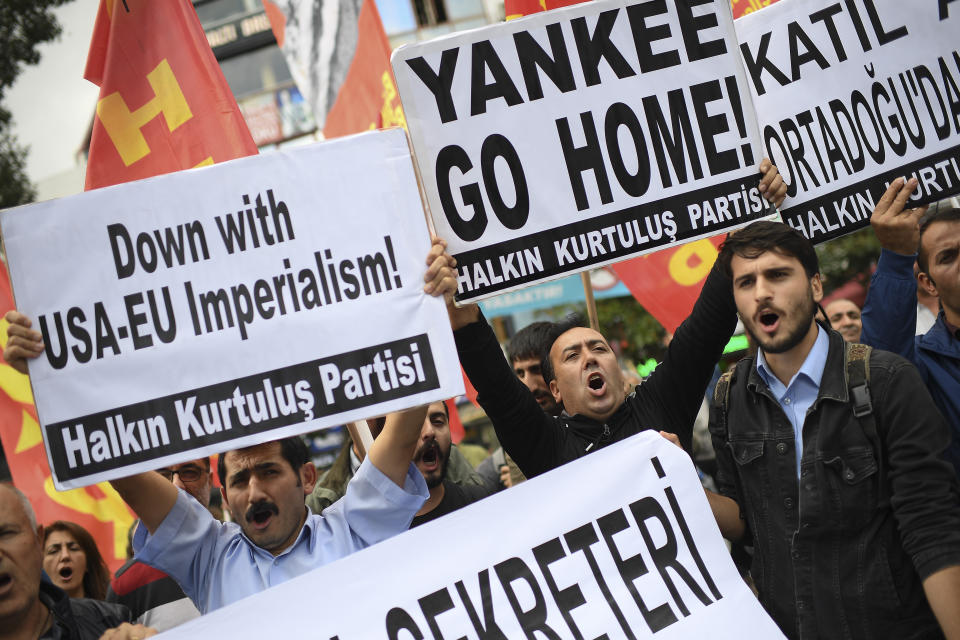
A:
<box><xmin>756</xmin><ymin>326</ymin><xmax>830</xmax><ymax>475</ymax></box>
<box><xmin>134</xmin><ymin>458</ymin><xmax>427</xmax><ymax>614</ymax></box>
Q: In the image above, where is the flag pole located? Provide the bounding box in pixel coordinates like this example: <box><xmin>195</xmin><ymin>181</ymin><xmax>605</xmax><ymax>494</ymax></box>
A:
<box><xmin>580</xmin><ymin>272</ymin><xmax>600</xmax><ymax>331</ymax></box>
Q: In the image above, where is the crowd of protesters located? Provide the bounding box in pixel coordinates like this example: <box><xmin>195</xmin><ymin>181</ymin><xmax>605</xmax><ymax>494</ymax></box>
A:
<box><xmin>2</xmin><ymin>164</ymin><xmax>960</xmax><ymax>640</ymax></box>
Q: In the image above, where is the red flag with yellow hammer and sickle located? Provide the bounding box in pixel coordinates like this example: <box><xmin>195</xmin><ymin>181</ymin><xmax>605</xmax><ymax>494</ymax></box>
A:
<box><xmin>0</xmin><ymin>0</ymin><xmax>257</xmax><ymax>572</ymax></box>
<box><xmin>84</xmin><ymin>0</ymin><xmax>257</xmax><ymax>190</ymax></box>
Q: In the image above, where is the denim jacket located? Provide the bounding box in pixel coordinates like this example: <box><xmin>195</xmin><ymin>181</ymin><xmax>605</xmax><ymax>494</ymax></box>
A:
<box><xmin>710</xmin><ymin>331</ymin><xmax>960</xmax><ymax>639</ymax></box>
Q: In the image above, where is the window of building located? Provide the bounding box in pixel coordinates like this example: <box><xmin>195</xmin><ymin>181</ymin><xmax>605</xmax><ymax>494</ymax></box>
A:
<box><xmin>194</xmin><ymin>0</ymin><xmax>262</xmax><ymax>26</ymax></box>
<box><xmin>219</xmin><ymin>46</ymin><xmax>293</xmax><ymax>99</ymax></box>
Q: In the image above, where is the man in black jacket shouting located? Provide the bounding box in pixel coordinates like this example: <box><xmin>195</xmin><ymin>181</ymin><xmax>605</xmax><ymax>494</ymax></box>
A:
<box><xmin>445</xmin><ymin>160</ymin><xmax>787</xmax><ymax>478</ymax></box>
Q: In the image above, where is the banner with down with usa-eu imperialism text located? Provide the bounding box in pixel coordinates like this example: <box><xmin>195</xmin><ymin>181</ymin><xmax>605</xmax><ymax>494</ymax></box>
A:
<box><xmin>1</xmin><ymin>129</ymin><xmax>461</xmax><ymax>489</ymax></box>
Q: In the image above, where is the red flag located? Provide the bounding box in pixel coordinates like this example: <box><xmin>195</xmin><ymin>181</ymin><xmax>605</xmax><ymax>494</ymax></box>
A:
<box><xmin>0</xmin><ymin>0</ymin><xmax>260</xmax><ymax>572</ymax></box>
<box><xmin>730</xmin><ymin>0</ymin><xmax>780</xmax><ymax>18</ymax></box>
<box><xmin>264</xmin><ymin>0</ymin><xmax>404</xmax><ymax>138</ymax></box>
<box><xmin>84</xmin><ymin>0</ymin><xmax>257</xmax><ymax>190</ymax></box>
<box><xmin>0</xmin><ymin>266</ymin><xmax>135</xmax><ymax>572</ymax></box>
<box><xmin>504</xmin><ymin>0</ymin><xmax>588</xmax><ymax>20</ymax></box>
<box><xmin>612</xmin><ymin>237</ymin><xmax>725</xmax><ymax>334</ymax></box>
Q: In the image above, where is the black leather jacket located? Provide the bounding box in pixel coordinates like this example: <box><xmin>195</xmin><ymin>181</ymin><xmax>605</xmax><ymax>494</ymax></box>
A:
<box><xmin>40</xmin><ymin>581</ymin><xmax>129</xmax><ymax>640</ymax></box>
<box><xmin>710</xmin><ymin>330</ymin><xmax>960</xmax><ymax>639</ymax></box>
<box><xmin>455</xmin><ymin>263</ymin><xmax>737</xmax><ymax>478</ymax></box>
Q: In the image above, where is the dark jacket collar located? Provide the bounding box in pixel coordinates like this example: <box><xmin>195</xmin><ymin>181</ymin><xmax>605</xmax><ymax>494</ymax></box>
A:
<box><xmin>38</xmin><ymin>580</ymin><xmax>75</xmax><ymax>639</ymax></box>
<box><xmin>919</xmin><ymin>311</ymin><xmax>960</xmax><ymax>357</ymax></box>
<box><xmin>745</xmin><ymin>328</ymin><xmax>849</xmax><ymax>404</ymax></box>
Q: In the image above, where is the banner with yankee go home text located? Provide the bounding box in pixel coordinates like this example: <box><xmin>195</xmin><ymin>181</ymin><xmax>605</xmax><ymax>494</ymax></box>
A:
<box><xmin>393</xmin><ymin>0</ymin><xmax>774</xmax><ymax>303</ymax></box>
<box><xmin>161</xmin><ymin>431</ymin><xmax>786</xmax><ymax>639</ymax></box>
<box><xmin>0</xmin><ymin>128</ymin><xmax>462</xmax><ymax>489</ymax></box>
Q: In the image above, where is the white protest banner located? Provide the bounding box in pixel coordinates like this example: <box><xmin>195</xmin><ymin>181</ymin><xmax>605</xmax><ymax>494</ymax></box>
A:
<box><xmin>392</xmin><ymin>0</ymin><xmax>775</xmax><ymax>303</ymax></box>
<box><xmin>736</xmin><ymin>0</ymin><xmax>960</xmax><ymax>244</ymax></box>
<box><xmin>159</xmin><ymin>432</ymin><xmax>785</xmax><ymax>639</ymax></box>
<box><xmin>0</xmin><ymin>128</ymin><xmax>462</xmax><ymax>489</ymax></box>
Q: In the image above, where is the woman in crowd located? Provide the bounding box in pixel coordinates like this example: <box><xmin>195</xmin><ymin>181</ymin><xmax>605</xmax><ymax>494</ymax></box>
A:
<box><xmin>42</xmin><ymin>520</ymin><xmax>111</xmax><ymax>600</ymax></box>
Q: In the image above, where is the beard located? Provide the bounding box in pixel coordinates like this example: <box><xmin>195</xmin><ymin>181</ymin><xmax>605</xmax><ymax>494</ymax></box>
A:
<box><xmin>415</xmin><ymin>440</ymin><xmax>450</xmax><ymax>489</ymax></box>
<box><xmin>746</xmin><ymin>289</ymin><xmax>818</xmax><ymax>355</ymax></box>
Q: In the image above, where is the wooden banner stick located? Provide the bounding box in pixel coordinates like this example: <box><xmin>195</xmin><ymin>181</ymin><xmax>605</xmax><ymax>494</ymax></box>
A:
<box><xmin>346</xmin><ymin>421</ymin><xmax>373</xmax><ymax>460</ymax></box>
<box><xmin>581</xmin><ymin>272</ymin><xmax>600</xmax><ymax>331</ymax></box>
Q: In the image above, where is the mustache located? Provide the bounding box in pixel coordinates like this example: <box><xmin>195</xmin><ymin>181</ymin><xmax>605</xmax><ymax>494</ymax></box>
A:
<box><xmin>245</xmin><ymin>500</ymin><xmax>279</xmax><ymax>523</ymax></box>
<box><xmin>415</xmin><ymin>439</ymin><xmax>440</xmax><ymax>463</ymax></box>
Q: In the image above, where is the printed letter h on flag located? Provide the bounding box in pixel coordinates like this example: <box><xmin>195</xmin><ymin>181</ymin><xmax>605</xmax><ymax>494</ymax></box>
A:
<box><xmin>84</xmin><ymin>0</ymin><xmax>256</xmax><ymax>190</ymax></box>
<box><xmin>96</xmin><ymin>59</ymin><xmax>192</xmax><ymax>166</ymax></box>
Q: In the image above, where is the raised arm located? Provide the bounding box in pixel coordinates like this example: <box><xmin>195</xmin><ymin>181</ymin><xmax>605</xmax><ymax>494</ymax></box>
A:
<box><xmin>3</xmin><ymin>310</ymin><xmax>179</xmax><ymax>532</ymax></box>
<box><xmin>367</xmin><ymin>405</ymin><xmax>429</xmax><ymax>487</ymax></box>
<box><xmin>639</xmin><ymin>159</ymin><xmax>786</xmax><ymax>452</ymax></box>
<box><xmin>440</xmin><ymin>248</ymin><xmax>562</xmax><ymax>477</ymax></box>
<box><xmin>860</xmin><ymin>177</ymin><xmax>927</xmax><ymax>358</ymax></box>
<box><xmin>3</xmin><ymin>310</ymin><xmax>44</xmax><ymax>373</ymax></box>
<box><xmin>109</xmin><ymin>471</ymin><xmax>179</xmax><ymax>534</ymax></box>
<box><xmin>363</xmin><ymin>236</ymin><xmax>459</xmax><ymax>487</ymax></box>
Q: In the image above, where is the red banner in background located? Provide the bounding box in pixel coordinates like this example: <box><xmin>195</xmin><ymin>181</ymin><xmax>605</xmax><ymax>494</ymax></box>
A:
<box><xmin>504</xmin><ymin>0</ymin><xmax>588</xmax><ymax>20</ymax></box>
<box><xmin>0</xmin><ymin>0</ymin><xmax>259</xmax><ymax>572</ymax></box>
<box><xmin>264</xmin><ymin>0</ymin><xmax>404</xmax><ymax>138</ymax></box>
<box><xmin>0</xmin><ymin>267</ymin><xmax>135</xmax><ymax>572</ymax></box>
<box><xmin>730</xmin><ymin>0</ymin><xmax>780</xmax><ymax>18</ymax></box>
<box><xmin>84</xmin><ymin>0</ymin><xmax>257</xmax><ymax>190</ymax></box>
<box><xmin>612</xmin><ymin>237</ymin><xmax>725</xmax><ymax>334</ymax></box>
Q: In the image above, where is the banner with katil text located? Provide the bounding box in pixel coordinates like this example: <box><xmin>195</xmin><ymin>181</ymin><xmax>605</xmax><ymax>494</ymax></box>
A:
<box><xmin>736</xmin><ymin>0</ymin><xmax>960</xmax><ymax>244</ymax></box>
<box><xmin>160</xmin><ymin>432</ymin><xmax>786</xmax><ymax>639</ymax></box>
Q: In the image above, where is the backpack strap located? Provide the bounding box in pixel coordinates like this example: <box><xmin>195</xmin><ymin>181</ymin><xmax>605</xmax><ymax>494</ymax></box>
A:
<box><xmin>846</xmin><ymin>343</ymin><xmax>873</xmax><ymax>419</ymax></box>
<box><xmin>712</xmin><ymin>363</ymin><xmax>741</xmax><ymax>440</ymax></box>
<box><xmin>846</xmin><ymin>342</ymin><xmax>887</xmax><ymax>501</ymax></box>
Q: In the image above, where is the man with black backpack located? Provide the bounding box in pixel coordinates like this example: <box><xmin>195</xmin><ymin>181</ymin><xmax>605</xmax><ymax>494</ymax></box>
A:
<box><xmin>706</xmin><ymin>220</ymin><xmax>960</xmax><ymax>639</ymax></box>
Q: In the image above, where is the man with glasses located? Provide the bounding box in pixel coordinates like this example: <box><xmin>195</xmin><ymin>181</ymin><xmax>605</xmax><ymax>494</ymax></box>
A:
<box><xmin>105</xmin><ymin>458</ymin><xmax>213</xmax><ymax>632</ymax></box>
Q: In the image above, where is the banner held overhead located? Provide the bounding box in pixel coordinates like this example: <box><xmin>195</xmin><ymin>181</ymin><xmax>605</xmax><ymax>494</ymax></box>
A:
<box><xmin>736</xmin><ymin>0</ymin><xmax>960</xmax><ymax>244</ymax></box>
<box><xmin>1</xmin><ymin>129</ymin><xmax>462</xmax><ymax>489</ymax></box>
<box><xmin>392</xmin><ymin>0</ymin><xmax>774</xmax><ymax>303</ymax></box>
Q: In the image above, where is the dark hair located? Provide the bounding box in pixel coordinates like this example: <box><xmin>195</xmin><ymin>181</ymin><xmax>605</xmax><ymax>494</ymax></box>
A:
<box><xmin>918</xmin><ymin>205</ymin><xmax>960</xmax><ymax>274</ymax></box>
<box><xmin>217</xmin><ymin>436</ymin><xmax>310</xmax><ymax>486</ymax></box>
<box><xmin>540</xmin><ymin>314</ymin><xmax>588</xmax><ymax>385</ymax></box>
<box><xmin>506</xmin><ymin>321</ymin><xmax>556</xmax><ymax>364</ymax></box>
<box><xmin>717</xmin><ymin>221</ymin><xmax>819</xmax><ymax>279</ymax></box>
<box><xmin>43</xmin><ymin>521</ymin><xmax>111</xmax><ymax>600</ymax></box>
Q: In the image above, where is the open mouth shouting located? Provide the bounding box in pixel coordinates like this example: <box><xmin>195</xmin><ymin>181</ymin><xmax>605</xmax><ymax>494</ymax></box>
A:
<box><xmin>757</xmin><ymin>308</ymin><xmax>781</xmax><ymax>335</ymax></box>
<box><xmin>58</xmin><ymin>566</ymin><xmax>75</xmax><ymax>583</ymax></box>
<box><xmin>0</xmin><ymin>572</ymin><xmax>12</xmax><ymax>596</ymax></box>
<box><xmin>246</xmin><ymin>501</ymin><xmax>279</xmax><ymax>531</ymax></box>
<box><xmin>586</xmin><ymin>372</ymin><xmax>607</xmax><ymax>396</ymax></box>
<box><xmin>416</xmin><ymin>441</ymin><xmax>441</xmax><ymax>473</ymax></box>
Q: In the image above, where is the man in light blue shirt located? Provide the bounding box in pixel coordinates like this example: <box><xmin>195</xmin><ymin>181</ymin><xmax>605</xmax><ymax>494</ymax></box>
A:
<box><xmin>754</xmin><ymin>325</ymin><xmax>828</xmax><ymax>474</ymax></box>
<box><xmin>128</xmin><ymin>432</ymin><xmax>427</xmax><ymax>613</ymax></box>
<box><xmin>104</xmin><ymin>238</ymin><xmax>459</xmax><ymax>614</ymax></box>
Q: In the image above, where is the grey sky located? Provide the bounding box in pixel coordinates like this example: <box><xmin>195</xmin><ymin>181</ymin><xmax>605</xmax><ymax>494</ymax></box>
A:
<box><xmin>7</xmin><ymin>0</ymin><xmax>100</xmax><ymax>186</ymax></box>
